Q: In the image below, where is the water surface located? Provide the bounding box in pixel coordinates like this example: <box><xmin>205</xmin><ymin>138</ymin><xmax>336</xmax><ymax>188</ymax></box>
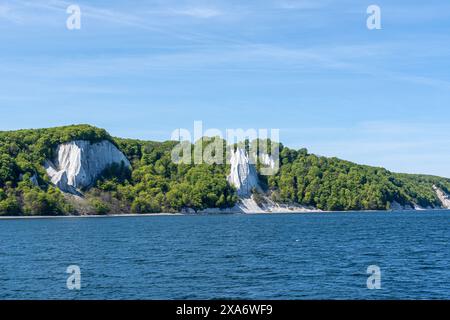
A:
<box><xmin>0</xmin><ymin>211</ymin><xmax>449</xmax><ymax>299</ymax></box>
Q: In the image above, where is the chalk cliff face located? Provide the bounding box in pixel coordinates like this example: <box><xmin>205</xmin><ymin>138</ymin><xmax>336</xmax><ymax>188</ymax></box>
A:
<box><xmin>227</xmin><ymin>148</ymin><xmax>260</xmax><ymax>197</ymax></box>
<box><xmin>227</xmin><ymin>148</ymin><xmax>279</xmax><ymax>197</ymax></box>
<box><xmin>45</xmin><ymin>140</ymin><xmax>130</xmax><ymax>194</ymax></box>
<box><xmin>225</xmin><ymin>148</ymin><xmax>316</xmax><ymax>213</ymax></box>
<box><xmin>259</xmin><ymin>153</ymin><xmax>276</xmax><ymax>170</ymax></box>
<box><xmin>433</xmin><ymin>185</ymin><xmax>450</xmax><ymax>209</ymax></box>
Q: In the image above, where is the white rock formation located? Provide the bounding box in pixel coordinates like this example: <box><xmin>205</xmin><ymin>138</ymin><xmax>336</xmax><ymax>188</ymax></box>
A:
<box><xmin>433</xmin><ymin>185</ymin><xmax>450</xmax><ymax>209</ymax></box>
<box><xmin>227</xmin><ymin>148</ymin><xmax>260</xmax><ymax>197</ymax></box>
<box><xmin>238</xmin><ymin>197</ymin><xmax>266</xmax><ymax>213</ymax></box>
<box><xmin>259</xmin><ymin>153</ymin><xmax>276</xmax><ymax>170</ymax></box>
<box><xmin>224</xmin><ymin>148</ymin><xmax>318</xmax><ymax>213</ymax></box>
<box><xmin>45</xmin><ymin>140</ymin><xmax>130</xmax><ymax>194</ymax></box>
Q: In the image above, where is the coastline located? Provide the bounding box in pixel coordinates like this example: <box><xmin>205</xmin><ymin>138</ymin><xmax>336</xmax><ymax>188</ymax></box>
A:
<box><xmin>0</xmin><ymin>213</ymin><xmax>185</xmax><ymax>219</ymax></box>
<box><xmin>0</xmin><ymin>208</ymin><xmax>448</xmax><ymax>219</ymax></box>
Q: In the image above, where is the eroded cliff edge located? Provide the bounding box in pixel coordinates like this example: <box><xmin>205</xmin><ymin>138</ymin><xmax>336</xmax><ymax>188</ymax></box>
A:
<box><xmin>44</xmin><ymin>140</ymin><xmax>130</xmax><ymax>194</ymax></box>
<box><xmin>221</xmin><ymin>148</ymin><xmax>318</xmax><ymax>213</ymax></box>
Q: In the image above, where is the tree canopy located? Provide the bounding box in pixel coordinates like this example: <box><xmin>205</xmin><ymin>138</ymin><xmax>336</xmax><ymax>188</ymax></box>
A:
<box><xmin>0</xmin><ymin>125</ymin><xmax>448</xmax><ymax>215</ymax></box>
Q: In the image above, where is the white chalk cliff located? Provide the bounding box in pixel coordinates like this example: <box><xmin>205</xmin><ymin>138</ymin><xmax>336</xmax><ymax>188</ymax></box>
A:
<box><xmin>225</xmin><ymin>148</ymin><xmax>316</xmax><ymax>213</ymax></box>
<box><xmin>259</xmin><ymin>153</ymin><xmax>276</xmax><ymax>170</ymax></box>
<box><xmin>433</xmin><ymin>185</ymin><xmax>450</xmax><ymax>209</ymax></box>
<box><xmin>45</xmin><ymin>140</ymin><xmax>130</xmax><ymax>194</ymax></box>
<box><xmin>227</xmin><ymin>148</ymin><xmax>260</xmax><ymax>197</ymax></box>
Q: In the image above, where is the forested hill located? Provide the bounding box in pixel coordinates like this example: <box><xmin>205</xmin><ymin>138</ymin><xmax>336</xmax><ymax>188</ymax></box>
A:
<box><xmin>267</xmin><ymin>149</ymin><xmax>450</xmax><ymax>211</ymax></box>
<box><xmin>0</xmin><ymin>124</ymin><xmax>449</xmax><ymax>215</ymax></box>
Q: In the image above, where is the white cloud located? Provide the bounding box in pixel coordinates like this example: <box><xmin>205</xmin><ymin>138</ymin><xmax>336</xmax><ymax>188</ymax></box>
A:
<box><xmin>276</xmin><ymin>0</ymin><xmax>329</xmax><ymax>10</ymax></box>
<box><xmin>169</xmin><ymin>7</ymin><xmax>222</xmax><ymax>19</ymax></box>
<box><xmin>2</xmin><ymin>0</ymin><xmax>225</xmax><ymax>43</ymax></box>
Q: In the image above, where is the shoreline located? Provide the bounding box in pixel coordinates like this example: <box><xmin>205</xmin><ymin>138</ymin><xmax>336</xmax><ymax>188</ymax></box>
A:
<box><xmin>0</xmin><ymin>213</ymin><xmax>185</xmax><ymax>219</ymax></box>
<box><xmin>0</xmin><ymin>208</ymin><xmax>448</xmax><ymax>220</ymax></box>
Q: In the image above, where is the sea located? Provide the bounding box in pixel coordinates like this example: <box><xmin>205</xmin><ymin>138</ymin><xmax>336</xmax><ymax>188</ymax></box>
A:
<box><xmin>0</xmin><ymin>210</ymin><xmax>449</xmax><ymax>300</ymax></box>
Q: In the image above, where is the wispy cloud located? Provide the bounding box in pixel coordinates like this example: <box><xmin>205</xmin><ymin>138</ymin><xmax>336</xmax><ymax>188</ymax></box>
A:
<box><xmin>166</xmin><ymin>7</ymin><xmax>222</xmax><ymax>19</ymax></box>
<box><xmin>2</xmin><ymin>38</ymin><xmax>450</xmax><ymax>93</ymax></box>
<box><xmin>1</xmin><ymin>0</ymin><xmax>238</xmax><ymax>45</ymax></box>
<box><xmin>275</xmin><ymin>0</ymin><xmax>330</xmax><ymax>10</ymax></box>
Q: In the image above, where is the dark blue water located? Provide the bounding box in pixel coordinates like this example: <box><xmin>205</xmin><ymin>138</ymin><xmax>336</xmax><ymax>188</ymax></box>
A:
<box><xmin>0</xmin><ymin>211</ymin><xmax>449</xmax><ymax>300</ymax></box>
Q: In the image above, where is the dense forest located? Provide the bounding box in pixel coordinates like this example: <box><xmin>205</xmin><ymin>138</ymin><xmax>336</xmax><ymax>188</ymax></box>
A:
<box><xmin>1</xmin><ymin>124</ymin><xmax>449</xmax><ymax>215</ymax></box>
<box><xmin>0</xmin><ymin>125</ymin><xmax>236</xmax><ymax>215</ymax></box>
<box><xmin>0</xmin><ymin>125</ymin><xmax>112</xmax><ymax>215</ymax></box>
<box><xmin>267</xmin><ymin>148</ymin><xmax>450</xmax><ymax>211</ymax></box>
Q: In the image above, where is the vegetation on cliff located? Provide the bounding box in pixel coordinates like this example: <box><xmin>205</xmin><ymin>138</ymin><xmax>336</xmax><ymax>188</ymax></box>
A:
<box><xmin>0</xmin><ymin>125</ymin><xmax>112</xmax><ymax>215</ymax></box>
<box><xmin>0</xmin><ymin>125</ymin><xmax>236</xmax><ymax>215</ymax></box>
<box><xmin>267</xmin><ymin>147</ymin><xmax>450</xmax><ymax>211</ymax></box>
<box><xmin>0</xmin><ymin>125</ymin><xmax>449</xmax><ymax>215</ymax></box>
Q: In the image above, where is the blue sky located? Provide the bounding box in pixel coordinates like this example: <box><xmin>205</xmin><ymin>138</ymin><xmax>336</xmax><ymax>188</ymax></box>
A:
<box><xmin>0</xmin><ymin>0</ymin><xmax>450</xmax><ymax>177</ymax></box>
